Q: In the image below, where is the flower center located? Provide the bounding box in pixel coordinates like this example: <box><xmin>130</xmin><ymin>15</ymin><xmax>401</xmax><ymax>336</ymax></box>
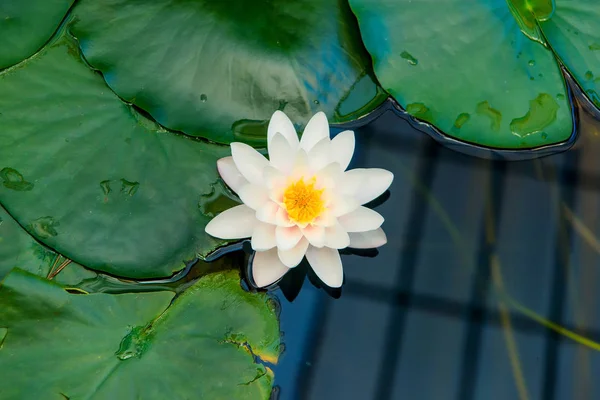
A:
<box><xmin>282</xmin><ymin>177</ymin><xmax>325</xmax><ymax>224</ymax></box>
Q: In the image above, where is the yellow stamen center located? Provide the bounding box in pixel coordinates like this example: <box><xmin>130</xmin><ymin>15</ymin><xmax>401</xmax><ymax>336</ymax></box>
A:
<box><xmin>282</xmin><ymin>177</ymin><xmax>325</xmax><ymax>224</ymax></box>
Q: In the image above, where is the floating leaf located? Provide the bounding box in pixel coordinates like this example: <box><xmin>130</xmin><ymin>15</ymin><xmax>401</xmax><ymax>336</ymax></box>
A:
<box><xmin>0</xmin><ymin>269</ymin><xmax>279</xmax><ymax>399</ymax></box>
<box><xmin>70</xmin><ymin>0</ymin><xmax>387</xmax><ymax>145</ymax></box>
<box><xmin>0</xmin><ymin>33</ymin><xmax>237</xmax><ymax>279</ymax></box>
<box><xmin>0</xmin><ymin>206</ymin><xmax>95</xmax><ymax>284</ymax></box>
<box><xmin>349</xmin><ymin>0</ymin><xmax>574</xmax><ymax>149</ymax></box>
<box><xmin>0</xmin><ymin>0</ymin><xmax>74</xmax><ymax>69</ymax></box>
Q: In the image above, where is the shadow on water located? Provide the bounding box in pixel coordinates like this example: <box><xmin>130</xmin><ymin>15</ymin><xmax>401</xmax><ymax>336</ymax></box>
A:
<box><xmin>264</xmin><ymin>87</ymin><xmax>600</xmax><ymax>400</ymax></box>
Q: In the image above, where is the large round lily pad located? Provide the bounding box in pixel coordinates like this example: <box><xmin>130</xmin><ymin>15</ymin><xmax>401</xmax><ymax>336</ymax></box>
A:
<box><xmin>0</xmin><ymin>32</ymin><xmax>236</xmax><ymax>279</ymax></box>
<box><xmin>0</xmin><ymin>205</ymin><xmax>95</xmax><ymax>285</ymax></box>
<box><xmin>69</xmin><ymin>0</ymin><xmax>387</xmax><ymax>145</ymax></box>
<box><xmin>349</xmin><ymin>0</ymin><xmax>574</xmax><ymax>149</ymax></box>
<box><xmin>0</xmin><ymin>0</ymin><xmax>74</xmax><ymax>69</ymax></box>
<box><xmin>0</xmin><ymin>269</ymin><xmax>280</xmax><ymax>399</ymax></box>
<box><xmin>539</xmin><ymin>0</ymin><xmax>600</xmax><ymax>108</ymax></box>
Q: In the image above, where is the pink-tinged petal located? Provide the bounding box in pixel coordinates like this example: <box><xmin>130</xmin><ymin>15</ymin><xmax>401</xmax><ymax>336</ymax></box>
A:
<box><xmin>252</xmin><ymin>248</ymin><xmax>290</xmax><ymax>288</ymax></box>
<box><xmin>269</xmin><ymin>133</ymin><xmax>295</xmax><ymax>174</ymax></box>
<box><xmin>251</xmin><ymin>222</ymin><xmax>277</xmax><ymax>251</ymax></box>
<box><xmin>313</xmin><ymin>210</ymin><xmax>337</xmax><ymax>227</ymax></box>
<box><xmin>278</xmin><ymin>238</ymin><xmax>309</xmax><ymax>268</ymax></box>
<box><xmin>217</xmin><ymin>156</ymin><xmax>248</xmax><ymax>193</ymax></box>
<box><xmin>339</xmin><ymin>168</ymin><xmax>394</xmax><ymax>205</ymax></box>
<box><xmin>267</xmin><ymin>110</ymin><xmax>299</xmax><ymax>148</ymax></box>
<box><xmin>324</xmin><ymin>222</ymin><xmax>350</xmax><ymax>249</ymax></box>
<box><xmin>300</xmin><ymin>112</ymin><xmax>329</xmax><ymax>151</ymax></box>
<box><xmin>301</xmin><ymin>224</ymin><xmax>326</xmax><ymax>248</ymax></box>
<box><xmin>231</xmin><ymin>142</ymin><xmax>269</xmax><ymax>185</ymax></box>
<box><xmin>275</xmin><ymin>207</ymin><xmax>295</xmax><ymax>227</ymax></box>
<box><xmin>331</xmin><ymin>130</ymin><xmax>355</xmax><ymax>171</ymax></box>
<box><xmin>329</xmin><ymin>193</ymin><xmax>359</xmax><ymax>217</ymax></box>
<box><xmin>238</xmin><ymin>184</ymin><xmax>269</xmax><ymax>210</ymax></box>
<box><xmin>338</xmin><ymin>206</ymin><xmax>384</xmax><ymax>232</ymax></box>
<box><xmin>348</xmin><ymin>228</ymin><xmax>387</xmax><ymax>249</ymax></box>
<box><xmin>307</xmin><ymin>138</ymin><xmax>331</xmax><ymax>172</ymax></box>
<box><xmin>256</xmin><ymin>201</ymin><xmax>279</xmax><ymax>224</ymax></box>
<box><xmin>205</xmin><ymin>205</ymin><xmax>256</xmax><ymax>239</ymax></box>
<box><xmin>305</xmin><ymin>246</ymin><xmax>343</xmax><ymax>288</ymax></box>
<box><xmin>275</xmin><ymin>225</ymin><xmax>303</xmax><ymax>250</ymax></box>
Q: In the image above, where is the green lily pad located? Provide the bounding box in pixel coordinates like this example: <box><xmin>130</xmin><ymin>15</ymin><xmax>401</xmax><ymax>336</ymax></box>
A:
<box><xmin>0</xmin><ymin>205</ymin><xmax>96</xmax><ymax>285</ymax></box>
<box><xmin>0</xmin><ymin>32</ymin><xmax>236</xmax><ymax>279</ymax></box>
<box><xmin>0</xmin><ymin>0</ymin><xmax>74</xmax><ymax>69</ymax></box>
<box><xmin>0</xmin><ymin>269</ymin><xmax>279</xmax><ymax>399</ymax></box>
<box><xmin>349</xmin><ymin>0</ymin><xmax>573</xmax><ymax>149</ymax></box>
<box><xmin>538</xmin><ymin>0</ymin><xmax>600</xmax><ymax>108</ymax></box>
<box><xmin>70</xmin><ymin>0</ymin><xmax>387</xmax><ymax>145</ymax></box>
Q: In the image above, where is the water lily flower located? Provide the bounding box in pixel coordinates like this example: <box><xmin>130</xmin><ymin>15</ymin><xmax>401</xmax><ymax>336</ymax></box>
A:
<box><xmin>205</xmin><ymin>111</ymin><xmax>393</xmax><ymax>288</ymax></box>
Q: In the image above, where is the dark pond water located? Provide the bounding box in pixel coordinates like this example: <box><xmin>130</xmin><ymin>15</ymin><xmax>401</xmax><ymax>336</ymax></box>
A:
<box><xmin>266</xmin><ymin>94</ymin><xmax>600</xmax><ymax>400</ymax></box>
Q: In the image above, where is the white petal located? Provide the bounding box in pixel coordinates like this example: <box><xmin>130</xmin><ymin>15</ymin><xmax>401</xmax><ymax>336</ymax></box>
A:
<box><xmin>338</xmin><ymin>206</ymin><xmax>384</xmax><ymax>232</ymax></box>
<box><xmin>313</xmin><ymin>210</ymin><xmax>337</xmax><ymax>227</ymax></box>
<box><xmin>252</xmin><ymin>248</ymin><xmax>290</xmax><ymax>288</ymax></box>
<box><xmin>290</xmin><ymin>150</ymin><xmax>310</xmax><ymax>181</ymax></box>
<box><xmin>278</xmin><ymin>238</ymin><xmax>309</xmax><ymax>268</ymax></box>
<box><xmin>301</xmin><ymin>224</ymin><xmax>325</xmax><ymax>247</ymax></box>
<box><xmin>256</xmin><ymin>201</ymin><xmax>279</xmax><ymax>224</ymax></box>
<box><xmin>238</xmin><ymin>184</ymin><xmax>269</xmax><ymax>210</ymax></box>
<box><xmin>340</xmin><ymin>168</ymin><xmax>394</xmax><ymax>205</ymax></box>
<box><xmin>205</xmin><ymin>205</ymin><xmax>256</xmax><ymax>239</ymax></box>
<box><xmin>300</xmin><ymin>112</ymin><xmax>329</xmax><ymax>151</ymax></box>
<box><xmin>348</xmin><ymin>228</ymin><xmax>387</xmax><ymax>249</ymax></box>
<box><xmin>268</xmin><ymin>133</ymin><xmax>295</xmax><ymax>174</ymax></box>
<box><xmin>267</xmin><ymin>110</ymin><xmax>299</xmax><ymax>148</ymax></box>
<box><xmin>231</xmin><ymin>142</ymin><xmax>269</xmax><ymax>185</ymax></box>
<box><xmin>331</xmin><ymin>130</ymin><xmax>355</xmax><ymax>171</ymax></box>
<box><xmin>315</xmin><ymin>162</ymin><xmax>342</xmax><ymax>189</ymax></box>
<box><xmin>329</xmin><ymin>193</ymin><xmax>359</xmax><ymax>217</ymax></box>
<box><xmin>305</xmin><ymin>246</ymin><xmax>343</xmax><ymax>288</ymax></box>
<box><xmin>251</xmin><ymin>222</ymin><xmax>277</xmax><ymax>251</ymax></box>
<box><xmin>324</xmin><ymin>222</ymin><xmax>350</xmax><ymax>249</ymax></box>
<box><xmin>275</xmin><ymin>207</ymin><xmax>295</xmax><ymax>227</ymax></box>
<box><xmin>276</xmin><ymin>226</ymin><xmax>303</xmax><ymax>250</ymax></box>
<box><xmin>217</xmin><ymin>156</ymin><xmax>248</xmax><ymax>193</ymax></box>
<box><xmin>307</xmin><ymin>138</ymin><xmax>331</xmax><ymax>172</ymax></box>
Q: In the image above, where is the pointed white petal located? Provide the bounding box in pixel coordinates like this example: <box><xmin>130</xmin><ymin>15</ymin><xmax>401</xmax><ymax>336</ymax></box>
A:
<box><xmin>307</xmin><ymin>138</ymin><xmax>331</xmax><ymax>172</ymax></box>
<box><xmin>301</xmin><ymin>224</ymin><xmax>326</xmax><ymax>247</ymax></box>
<box><xmin>217</xmin><ymin>156</ymin><xmax>248</xmax><ymax>193</ymax></box>
<box><xmin>300</xmin><ymin>112</ymin><xmax>329</xmax><ymax>151</ymax></box>
<box><xmin>315</xmin><ymin>162</ymin><xmax>342</xmax><ymax>189</ymax></box>
<box><xmin>251</xmin><ymin>222</ymin><xmax>277</xmax><ymax>251</ymax></box>
<box><xmin>348</xmin><ymin>228</ymin><xmax>388</xmax><ymax>249</ymax></box>
<box><xmin>329</xmin><ymin>193</ymin><xmax>359</xmax><ymax>217</ymax></box>
<box><xmin>238</xmin><ymin>184</ymin><xmax>269</xmax><ymax>210</ymax></box>
<box><xmin>278</xmin><ymin>238</ymin><xmax>309</xmax><ymax>268</ymax></box>
<box><xmin>339</xmin><ymin>168</ymin><xmax>394</xmax><ymax>205</ymax></box>
<box><xmin>269</xmin><ymin>133</ymin><xmax>295</xmax><ymax>174</ymax></box>
<box><xmin>252</xmin><ymin>248</ymin><xmax>290</xmax><ymax>288</ymax></box>
<box><xmin>338</xmin><ymin>206</ymin><xmax>384</xmax><ymax>232</ymax></box>
<box><xmin>267</xmin><ymin>110</ymin><xmax>299</xmax><ymax>148</ymax></box>
<box><xmin>205</xmin><ymin>205</ymin><xmax>256</xmax><ymax>239</ymax></box>
<box><xmin>313</xmin><ymin>210</ymin><xmax>337</xmax><ymax>227</ymax></box>
<box><xmin>275</xmin><ymin>207</ymin><xmax>295</xmax><ymax>227</ymax></box>
<box><xmin>276</xmin><ymin>225</ymin><xmax>303</xmax><ymax>250</ymax></box>
<box><xmin>289</xmin><ymin>149</ymin><xmax>310</xmax><ymax>181</ymax></box>
<box><xmin>231</xmin><ymin>142</ymin><xmax>269</xmax><ymax>185</ymax></box>
<box><xmin>256</xmin><ymin>201</ymin><xmax>279</xmax><ymax>224</ymax></box>
<box><xmin>331</xmin><ymin>130</ymin><xmax>355</xmax><ymax>171</ymax></box>
<box><xmin>324</xmin><ymin>222</ymin><xmax>350</xmax><ymax>249</ymax></box>
<box><xmin>306</xmin><ymin>246</ymin><xmax>343</xmax><ymax>288</ymax></box>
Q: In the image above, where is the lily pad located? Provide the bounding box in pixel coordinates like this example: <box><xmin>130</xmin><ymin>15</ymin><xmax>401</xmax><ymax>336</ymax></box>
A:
<box><xmin>0</xmin><ymin>0</ymin><xmax>74</xmax><ymax>69</ymax></box>
<box><xmin>0</xmin><ymin>32</ymin><xmax>236</xmax><ymax>279</ymax></box>
<box><xmin>349</xmin><ymin>0</ymin><xmax>573</xmax><ymax>149</ymax></box>
<box><xmin>0</xmin><ymin>205</ymin><xmax>95</xmax><ymax>285</ymax></box>
<box><xmin>70</xmin><ymin>0</ymin><xmax>387</xmax><ymax>145</ymax></box>
<box><xmin>0</xmin><ymin>269</ymin><xmax>280</xmax><ymax>399</ymax></box>
<box><xmin>538</xmin><ymin>0</ymin><xmax>600</xmax><ymax>108</ymax></box>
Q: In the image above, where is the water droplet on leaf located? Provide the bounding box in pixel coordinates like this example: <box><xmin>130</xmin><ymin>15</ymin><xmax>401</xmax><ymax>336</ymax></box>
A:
<box><xmin>200</xmin><ymin>94</ymin><xmax>208</xmax><ymax>102</ymax></box>
<box><xmin>400</xmin><ymin>51</ymin><xmax>418</xmax><ymax>66</ymax></box>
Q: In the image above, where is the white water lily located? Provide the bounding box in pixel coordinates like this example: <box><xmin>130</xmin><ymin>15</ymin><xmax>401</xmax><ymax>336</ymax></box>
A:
<box><xmin>205</xmin><ymin>111</ymin><xmax>393</xmax><ymax>288</ymax></box>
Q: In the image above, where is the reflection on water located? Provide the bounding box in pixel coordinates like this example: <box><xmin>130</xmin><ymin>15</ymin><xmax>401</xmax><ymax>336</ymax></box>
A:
<box><xmin>270</xmin><ymin>94</ymin><xmax>600</xmax><ymax>400</ymax></box>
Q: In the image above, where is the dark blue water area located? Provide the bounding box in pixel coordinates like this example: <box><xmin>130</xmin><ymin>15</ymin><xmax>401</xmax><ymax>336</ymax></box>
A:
<box><xmin>270</xmin><ymin>104</ymin><xmax>600</xmax><ymax>400</ymax></box>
